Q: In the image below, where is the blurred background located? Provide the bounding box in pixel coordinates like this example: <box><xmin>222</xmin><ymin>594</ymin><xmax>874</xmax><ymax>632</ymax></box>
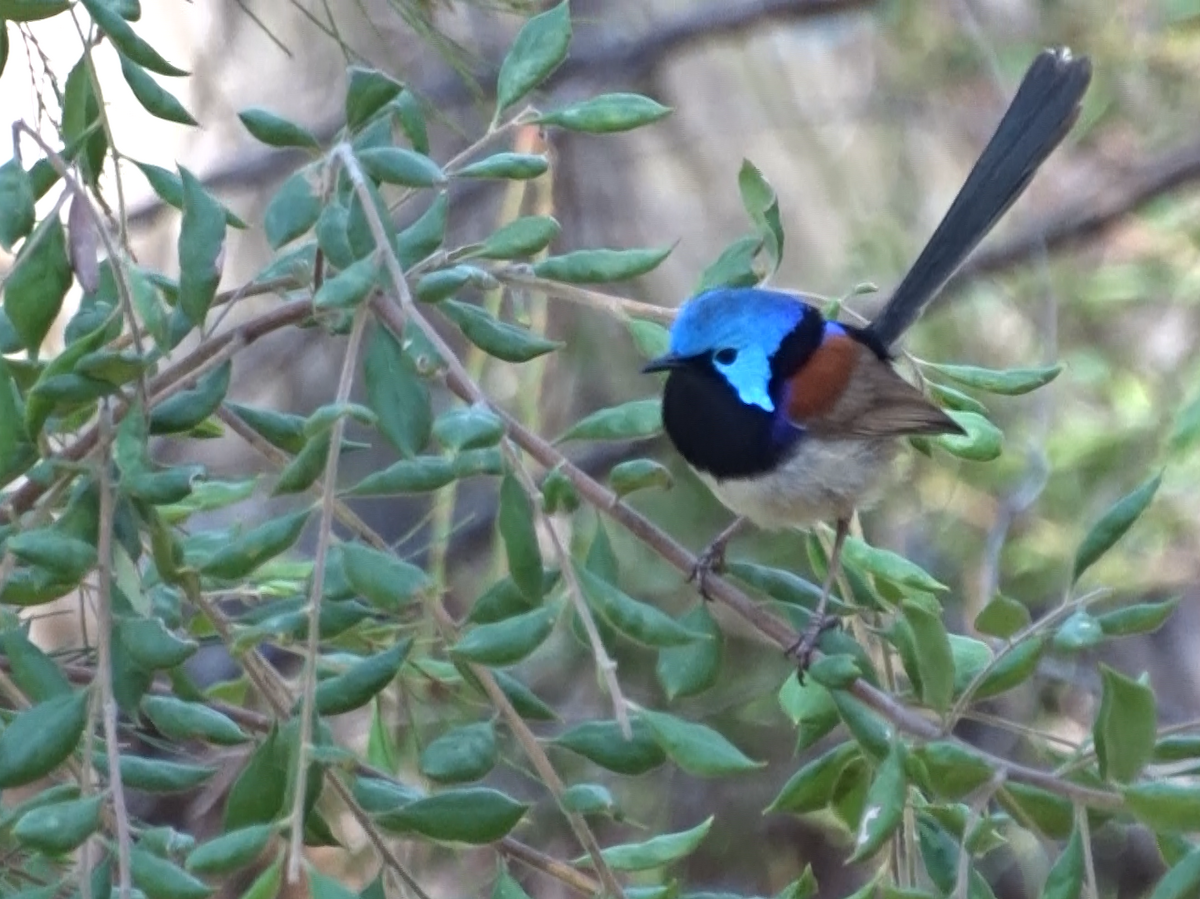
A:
<box><xmin>6</xmin><ymin>0</ymin><xmax>1200</xmax><ymax>896</ymax></box>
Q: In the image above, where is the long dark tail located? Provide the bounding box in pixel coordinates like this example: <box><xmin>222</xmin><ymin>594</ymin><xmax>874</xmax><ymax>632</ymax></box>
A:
<box><xmin>866</xmin><ymin>47</ymin><xmax>1092</xmax><ymax>349</ymax></box>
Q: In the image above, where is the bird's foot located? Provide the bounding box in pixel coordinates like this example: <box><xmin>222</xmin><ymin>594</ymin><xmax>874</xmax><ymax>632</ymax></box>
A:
<box><xmin>688</xmin><ymin>540</ymin><xmax>728</xmax><ymax>600</ymax></box>
<box><xmin>785</xmin><ymin>615</ymin><xmax>840</xmax><ymax>679</ymax></box>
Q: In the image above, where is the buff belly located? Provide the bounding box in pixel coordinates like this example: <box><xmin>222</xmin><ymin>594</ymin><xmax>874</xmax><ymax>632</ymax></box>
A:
<box><xmin>697</xmin><ymin>437</ymin><xmax>897</xmax><ymax>530</ymax></box>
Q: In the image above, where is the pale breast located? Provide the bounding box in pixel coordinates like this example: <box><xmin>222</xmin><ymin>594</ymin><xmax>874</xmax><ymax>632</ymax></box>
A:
<box><xmin>697</xmin><ymin>437</ymin><xmax>897</xmax><ymax>530</ymax></box>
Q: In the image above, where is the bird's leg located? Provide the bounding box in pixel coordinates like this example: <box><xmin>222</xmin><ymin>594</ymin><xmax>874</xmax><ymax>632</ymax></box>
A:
<box><xmin>689</xmin><ymin>516</ymin><xmax>748</xmax><ymax>598</ymax></box>
<box><xmin>787</xmin><ymin>516</ymin><xmax>850</xmax><ymax>672</ymax></box>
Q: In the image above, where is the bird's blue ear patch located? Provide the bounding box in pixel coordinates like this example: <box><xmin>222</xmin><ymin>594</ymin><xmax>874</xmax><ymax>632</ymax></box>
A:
<box><xmin>713</xmin><ymin>345</ymin><xmax>775</xmax><ymax>412</ymax></box>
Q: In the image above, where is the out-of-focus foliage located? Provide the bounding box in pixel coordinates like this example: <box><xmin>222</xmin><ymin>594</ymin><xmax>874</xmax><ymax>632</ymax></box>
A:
<box><xmin>0</xmin><ymin>2</ymin><xmax>1198</xmax><ymax>899</ymax></box>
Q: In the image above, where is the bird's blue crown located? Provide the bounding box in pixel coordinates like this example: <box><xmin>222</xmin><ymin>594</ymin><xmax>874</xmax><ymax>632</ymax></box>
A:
<box><xmin>668</xmin><ymin>288</ymin><xmax>836</xmax><ymax>412</ymax></box>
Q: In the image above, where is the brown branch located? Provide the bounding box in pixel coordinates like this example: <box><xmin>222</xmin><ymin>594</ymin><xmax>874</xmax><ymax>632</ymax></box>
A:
<box><xmin>0</xmin><ymin>301</ymin><xmax>310</xmax><ymax>524</ymax></box>
<box><xmin>940</xmin><ymin>136</ymin><xmax>1200</xmax><ymax>301</ymax></box>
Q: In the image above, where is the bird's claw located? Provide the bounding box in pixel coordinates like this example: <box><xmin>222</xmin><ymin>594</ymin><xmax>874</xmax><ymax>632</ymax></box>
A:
<box><xmin>688</xmin><ymin>542</ymin><xmax>728</xmax><ymax>599</ymax></box>
<box><xmin>785</xmin><ymin>615</ymin><xmax>840</xmax><ymax>679</ymax></box>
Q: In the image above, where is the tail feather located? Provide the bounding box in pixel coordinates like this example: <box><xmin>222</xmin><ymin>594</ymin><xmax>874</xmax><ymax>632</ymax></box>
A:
<box><xmin>867</xmin><ymin>48</ymin><xmax>1092</xmax><ymax>349</ymax></box>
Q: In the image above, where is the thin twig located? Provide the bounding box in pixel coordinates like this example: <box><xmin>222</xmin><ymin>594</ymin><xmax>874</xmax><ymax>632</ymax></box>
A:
<box><xmin>286</xmin><ymin>305</ymin><xmax>370</xmax><ymax>883</ymax></box>
<box><xmin>336</xmin><ymin>140</ymin><xmax>629</xmax><ymax>899</ymax></box>
<box><xmin>96</xmin><ymin>403</ymin><xmax>133</xmax><ymax>899</ymax></box>
<box><xmin>493</xmin><ymin>267</ymin><xmax>676</xmax><ymax>325</ymax></box>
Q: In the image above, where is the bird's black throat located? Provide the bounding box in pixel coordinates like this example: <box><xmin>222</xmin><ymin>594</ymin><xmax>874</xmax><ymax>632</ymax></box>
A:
<box><xmin>660</xmin><ymin>361</ymin><xmax>798</xmax><ymax>481</ymax></box>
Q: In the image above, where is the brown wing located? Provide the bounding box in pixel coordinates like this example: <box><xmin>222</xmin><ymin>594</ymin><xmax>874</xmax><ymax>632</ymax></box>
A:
<box><xmin>786</xmin><ymin>339</ymin><xmax>962</xmax><ymax>439</ymax></box>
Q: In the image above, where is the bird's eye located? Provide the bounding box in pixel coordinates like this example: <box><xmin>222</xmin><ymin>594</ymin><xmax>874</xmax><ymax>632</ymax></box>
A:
<box><xmin>714</xmin><ymin>348</ymin><xmax>738</xmax><ymax>365</ymax></box>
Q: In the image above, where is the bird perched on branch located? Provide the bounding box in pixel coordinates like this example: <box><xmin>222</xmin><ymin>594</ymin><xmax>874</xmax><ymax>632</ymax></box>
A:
<box><xmin>644</xmin><ymin>48</ymin><xmax>1092</xmax><ymax>666</ymax></box>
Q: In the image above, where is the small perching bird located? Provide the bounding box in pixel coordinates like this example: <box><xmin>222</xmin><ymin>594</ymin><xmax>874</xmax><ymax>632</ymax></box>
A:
<box><xmin>644</xmin><ymin>48</ymin><xmax>1092</xmax><ymax>666</ymax></box>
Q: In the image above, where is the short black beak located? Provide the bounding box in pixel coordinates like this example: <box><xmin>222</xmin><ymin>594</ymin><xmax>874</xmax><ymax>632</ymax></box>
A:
<box><xmin>642</xmin><ymin>354</ymin><xmax>684</xmax><ymax>374</ymax></box>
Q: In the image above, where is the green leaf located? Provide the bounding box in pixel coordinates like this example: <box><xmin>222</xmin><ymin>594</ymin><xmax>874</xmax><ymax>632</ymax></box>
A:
<box><xmin>62</xmin><ymin>55</ymin><xmax>106</xmax><ymax>186</ymax></box>
<box><xmin>561</xmin><ymin>783</ymin><xmax>616</xmax><ymax>817</ymax></box>
<box><xmin>418</xmin><ymin>722</ymin><xmax>497</xmax><ymax>783</ymax></box>
<box><xmin>1094</xmin><ymin>664</ymin><xmax>1156</xmax><ymax>782</ymax></box>
<box><xmin>551</xmin><ymin>718</ymin><xmax>666</xmax><ymax>775</ymax></box>
<box><xmin>397</xmin><ymin>192</ymin><xmax>448</xmax><ymax>269</ymax></box>
<box><xmin>575</xmin><ymin>564</ymin><xmax>706</xmax><ymax>648</ymax></box>
<box><xmin>118</xmin><ymin>617</ymin><xmax>198</xmax><ymax>670</ymax></box>
<box><xmin>1147</xmin><ymin>847</ymin><xmax>1200</xmax><ymax>899</ymax></box>
<box><xmin>13</xmin><ymin>793</ymin><xmax>102</xmax><ymax>854</ymax></box>
<box><xmin>177</xmin><ymin>168</ymin><xmax>226</xmax><ymax>325</ymax></box>
<box><xmin>609</xmin><ymin>458</ymin><xmax>673</xmax><ymax>496</ymax></box>
<box><xmin>910</xmin><ymin>741</ymin><xmax>994</xmax><ymax>801</ymax></box>
<box><xmin>738</xmin><ymin>159</ymin><xmax>783</xmax><ymax>276</ymax></box>
<box><xmin>932</xmin><ymin>410</ymin><xmax>1003</xmax><ymax>462</ymax></box>
<box><xmin>141</xmin><ymin>695</ymin><xmax>249</xmax><ymax>745</ymax></box>
<box><xmin>997</xmin><ymin>782</ymin><xmax>1073</xmax><ymax>839</ymax></box>
<box><xmin>361</xmin><ymin>324</ymin><xmax>431</xmax><ymax>457</ymax></box>
<box><xmin>656</xmin><ymin>605</ymin><xmax>720</xmax><ymax>699</ymax></box>
<box><xmin>848</xmin><ymin>740</ymin><xmax>907</xmax><ymax>862</ymax></box>
<box><xmin>457</xmin><ymin>153</ymin><xmax>547</xmax><ymax>180</ymax></box>
<box><xmin>392</xmin><ymin>89</ymin><xmax>428</xmax><ymax>153</ymax></box>
<box><xmin>1124</xmin><ymin>781</ymin><xmax>1200</xmax><ymax>832</ymax></box>
<box><xmin>768</xmin><ymin>741</ymin><xmax>859</xmax><ymax>814</ymax></box>
<box><xmin>345</xmin><ymin>66</ymin><xmax>403</xmax><ymax>131</ymax></box>
<box><xmin>843</xmin><ymin>536</ymin><xmax>947</xmax><ymax>594</ymax></box>
<box><xmin>592</xmin><ymin>817</ymin><xmax>712</xmax><ymax>871</ymax></box>
<box><xmin>558</xmin><ymin>398</ymin><xmax>662</xmax><ymax>442</ymax></box>
<box><xmin>0</xmin><ymin>691</ymin><xmax>87</xmax><ymax>788</ymax></box>
<box><xmin>696</xmin><ymin>234</ymin><xmax>762</xmax><ymax>292</ymax></box>
<box><xmin>149</xmin><ymin>360</ymin><xmax>231</xmax><ymax>434</ymax></box>
<box><xmin>119</xmin><ymin>53</ymin><xmax>196</xmax><ymax>124</ymax></box>
<box><xmin>186</xmin><ymin>824</ymin><xmax>274</xmax><ymax>875</ymax></box>
<box><xmin>639</xmin><ymin>708</ymin><xmax>762</xmax><ymax>776</ymax></box>
<box><xmin>116</xmin><ymin>755</ymin><xmax>216</xmax><ymax>793</ymax></box>
<box><xmin>341</xmin><ymin>542</ymin><xmax>431</xmax><ymax>610</ymax></box>
<box><xmin>81</xmin><ymin>0</ymin><xmax>188</xmax><ymax>75</ymax></box>
<box><xmin>0</xmin><ymin>159</ymin><xmax>35</xmax><ymax>251</ymax></box>
<box><xmin>972</xmin><ymin>636</ymin><xmax>1045</xmax><ymax>700</ymax></box>
<box><xmin>314</xmin><ymin>641</ymin><xmax>410</xmax><ymax>716</ymax></box>
<box><xmin>926</xmin><ymin>381</ymin><xmax>989</xmax><ymax>416</ymax></box>
<box><xmin>921</xmin><ymin>361</ymin><xmax>1064</xmax><ymax>396</ymax></box>
<box><xmin>432</xmin><ymin>406</ymin><xmax>504</xmax><ymax>451</ymax></box>
<box><xmin>264</xmin><ymin>169</ymin><xmax>320</xmax><ymax>249</ymax></box>
<box><xmin>224</xmin><ymin>727</ymin><xmax>288</xmax><ymax>830</ymax></box>
<box><xmin>346</xmin><ymin>456</ymin><xmax>456</xmax><ymax>496</ymax></box>
<box><xmin>901</xmin><ymin>595</ymin><xmax>954</xmax><ymax>712</ymax></box>
<box><xmin>132</xmin><ymin>161</ymin><xmax>244</xmax><ymax>229</ymax></box>
<box><xmin>537</xmin><ymin>93</ymin><xmax>671</xmax><ymax>133</ymax></box>
<box><xmin>200</xmin><ymin>508</ymin><xmax>311</xmax><ymax>579</ymax></box>
<box><xmin>533</xmin><ymin>246</ymin><xmax>671</xmax><ymax>283</ymax></box>
<box><xmin>451</xmin><ymin>605</ymin><xmax>556</xmax><ymax>666</ymax></box>
<box><xmin>494</xmin><ymin>0</ymin><xmax>571</xmax><ymax>115</ymax></box>
<box><xmin>1052</xmin><ymin>610</ymin><xmax>1104</xmax><ymax>653</ymax></box>
<box><xmin>1073</xmin><ymin>473</ymin><xmax>1162</xmax><ymax>582</ymax></box>
<box><xmin>829</xmin><ymin>689</ymin><xmax>892</xmax><ymax>760</ymax></box>
<box><xmin>4</xmin><ymin>216</ymin><xmax>73</xmax><ymax>354</ymax></box>
<box><xmin>238</xmin><ymin>107</ymin><xmax>319</xmax><ymax>150</ymax></box>
<box><xmin>6</xmin><ymin>528</ymin><xmax>96</xmax><ymax>583</ymax></box>
<box><xmin>313</xmin><ymin>256</ymin><xmax>377</xmax><ymax>309</ymax></box>
<box><xmin>440</xmin><ymin>300</ymin><xmax>562</xmax><ymax>362</ymax></box>
<box><xmin>973</xmin><ymin>594</ymin><xmax>1030</xmax><ymax>639</ymax></box>
<box><xmin>0</xmin><ymin>627</ymin><xmax>72</xmax><ymax>701</ymax></box>
<box><xmin>130</xmin><ymin>847</ymin><xmax>213</xmax><ymax>899</ymax></box>
<box><xmin>627</xmin><ymin>318</ymin><xmax>670</xmax><ymax>359</ymax></box>
<box><xmin>1096</xmin><ymin>597</ymin><xmax>1180</xmax><ymax>637</ymax></box>
<box><xmin>226</xmin><ymin>403</ymin><xmax>306</xmax><ymax>453</ymax></box>
<box><xmin>358</xmin><ymin>146</ymin><xmax>445</xmax><ymax>188</ymax></box>
<box><xmin>498</xmin><ymin>472</ymin><xmax>543</xmax><ymax>601</ymax></box>
<box><xmin>1042</xmin><ymin>822</ymin><xmax>1083</xmax><ymax>899</ymax></box>
<box><xmin>415</xmin><ymin>265</ymin><xmax>488</xmax><ymax>303</ymax></box>
<box><xmin>0</xmin><ymin>0</ymin><xmax>70</xmax><ymax>21</ymax></box>
<box><xmin>377</xmin><ymin>787</ymin><xmax>527</xmax><ymax>844</ymax></box>
<box><xmin>476</xmin><ymin>215</ymin><xmax>560</xmax><ymax>259</ymax></box>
